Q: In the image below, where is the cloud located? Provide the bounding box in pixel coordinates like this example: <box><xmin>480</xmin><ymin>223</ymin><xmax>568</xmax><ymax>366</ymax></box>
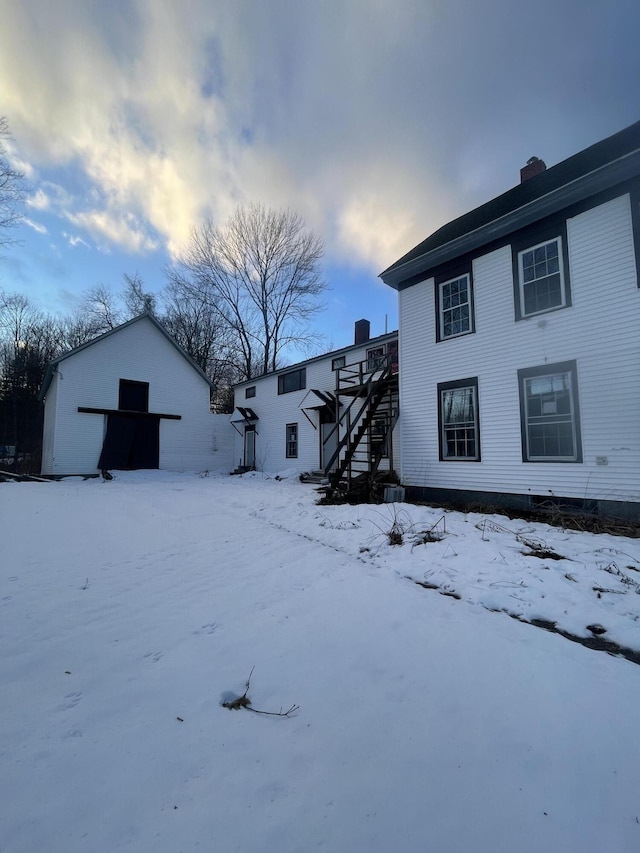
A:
<box><xmin>3</xmin><ymin>144</ymin><xmax>35</xmax><ymax>181</ymax></box>
<box><xmin>0</xmin><ymin>0</ymin><xmax>638</xmax><ymax>272</ymax></box>
<box><xmin>23</xmin><ymin>217</ymin><xmax>47</xmax><ymax>235</ymax></box>
<box><xmin>26</xmin><ymin>189</ymin><xmax>50</xmax><ymax>211</ymax></box>
<box><xmin>61</xmin><ymin>231</ymin><xmax>90</xmax><ymax>249</ymax></box>
<box><xmin>65</xmin><ymin>210</ymin><xmax>157</xmax><ymax>254</ymax></box>
<box><xmin>26</xmin><ymin>182</ymin><xmax>75</xmax><ymax>217</ymax></box>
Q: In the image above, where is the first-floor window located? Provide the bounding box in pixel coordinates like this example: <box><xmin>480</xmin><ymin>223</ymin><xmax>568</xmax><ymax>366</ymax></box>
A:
<box><xmin>370</xmin><ymin>416</ymin><xmax>388</xmax><ymax>458</ymax></box>
<box><xmin>518</xmin><ymin>361</ymin><xmax>582</xmax><ymax>462</ymax></box>
<box><xmin>286</xmin><ymin>423</ymin><xmax>298</xmax><ymax>458</ymax></box>
<box><xmin>437</xmin><ymin>377</ymin><xmax>480</xmax><ymax>461</ymax></box>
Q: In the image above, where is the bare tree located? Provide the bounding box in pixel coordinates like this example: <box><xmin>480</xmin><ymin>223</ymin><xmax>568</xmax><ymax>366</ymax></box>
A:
<box><xmin>0</xmin><ymin>292</ymin><xmax>62</xmax><ymax>469</ymax></box>
<box><xmin>57</xmin><ymin>313</ymin><xmax>104</xmax><ymax>351</ymax></box>
<box><xmin>0</xmin><ymin>117</ymin><xmax>25</xmax><ymax>250</ymax></box>
<box><xmin>172</xmin><ymin>204</ymin><xmax>325</xmax><ymax>378</ymax></box>
<box><xmin>0</xmin><ymin>290</ymin><xmax>41</xmax><ymax>353</ymax></box>
<box><xmin>122</xmin><ymin>271</ymin><xmax>157</xmax><ymax>316</ymax></box>
<box><xmin>78</xmin><ymin>284</ymin><xmax>123</xmax><ymax>335</ymax></box>
<box><xmin>162</xmin><ymin>269</ymin><xmax>242</xmax><ymax>412</ymax></box>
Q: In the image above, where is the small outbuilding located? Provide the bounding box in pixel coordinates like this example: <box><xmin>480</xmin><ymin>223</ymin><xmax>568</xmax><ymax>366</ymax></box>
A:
<box><xmin>40</xmin><ymin>313</ymin><xmax>233</xmax><ymax>475</ymax></box>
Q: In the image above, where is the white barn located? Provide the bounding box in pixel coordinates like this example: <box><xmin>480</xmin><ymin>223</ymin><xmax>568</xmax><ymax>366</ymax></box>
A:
<box><xmin>232</xmin><ymin>320</ymin><xmax>399</xmax><ymax>483</ymax></box>
<box><xmin>381</xmin><ymin>120</ymin><xmax>640</xmax><ymax>521</ymax></box>
<box><xmin>40</xmin><ymin>313</ymin><xmax>233</xmax><ymax>476</ymax></box>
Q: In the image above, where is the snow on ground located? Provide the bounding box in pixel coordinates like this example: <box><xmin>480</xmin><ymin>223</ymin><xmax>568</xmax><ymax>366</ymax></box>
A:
<box><xmin>1</xmin><ymin>470</ymin><xmax>640</xmax><ymax>853</ymax></box>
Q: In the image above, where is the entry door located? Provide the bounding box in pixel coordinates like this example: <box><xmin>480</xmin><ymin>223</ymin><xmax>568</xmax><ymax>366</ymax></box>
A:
<box><xmin>244</xmin><ymin>426</ymin><xmax>256</xmax><ymax>468</ymax></box>
<box><xmin>321</xmin><ymin>422</ymin><xmax>338</xmax><ymax>471</ymax></box>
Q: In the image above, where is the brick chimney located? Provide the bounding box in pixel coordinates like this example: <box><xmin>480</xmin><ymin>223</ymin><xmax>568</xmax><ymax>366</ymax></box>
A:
<box><xmin>520</xmin><ymin>156</ymin><xmax>546</xmax><ymax>183</ymax></box>
<box><xmin>354</xmin><ymin>319</ymin><xmax>370</xmax><ymax>345</ymax></box>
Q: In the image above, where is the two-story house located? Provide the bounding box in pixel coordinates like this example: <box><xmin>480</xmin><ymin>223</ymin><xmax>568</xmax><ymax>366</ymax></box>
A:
<box><xmin>232</xmin><ymin>320</ymin><xmax>399</xmax><ymax>486</ymax></box>
<box><xmin>380</xmin><ymin>121</ymin><xmax>640</xmax><ymax>521</ymax></box>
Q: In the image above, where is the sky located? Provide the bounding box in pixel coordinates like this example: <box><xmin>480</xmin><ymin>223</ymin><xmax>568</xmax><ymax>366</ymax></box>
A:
<box><xmin>1</xmin><ymin>0</ymin><xmax>639</xmax><ymax>355</ymax></box>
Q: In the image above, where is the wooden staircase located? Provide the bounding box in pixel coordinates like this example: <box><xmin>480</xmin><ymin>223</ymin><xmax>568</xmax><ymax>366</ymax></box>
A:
<box><xmin>322</xmin><ymin>353</ymin><xmax>399</xmax><ymax>499</ymax></box>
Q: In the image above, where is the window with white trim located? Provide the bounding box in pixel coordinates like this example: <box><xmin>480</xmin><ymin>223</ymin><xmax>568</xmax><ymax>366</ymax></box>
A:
<box><xmin>332</xmin><ymin>356</ymin><xmax>345</xmax><ymax>371</ymax></box>
<box><xmin>439</xmin><ymin>274</ymin><xmax>472</xmax><ymax>339</ymax></box>
<box><xmin>517</xmin><ymin>237</ymin><xmax>566</xmax><ymax>317</ymax></box>
<box><xmin>437</xmin><ymin>377</ymin><xmax>480</xmax><ymax>461</ymax></box>
<box><xmin>285</xmin><ymin>423</ymin><xmax>298</xmax><ymax>458</ymax></box>
<box><xmin>245</xmin><ymin>386</ymin><xmax>256</xmax><ymax>399</ymax></box>
<box><xmin>518</xmin><ymin>361</ymin><xmax>582</xmax><ymax>462</ymax></box>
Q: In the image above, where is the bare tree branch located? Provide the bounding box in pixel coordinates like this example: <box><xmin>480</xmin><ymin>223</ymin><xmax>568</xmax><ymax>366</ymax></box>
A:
<box><xmin>222</xmin><ymin>667</ymin><xmax>299</xmax><ymax>717</ymax></box>
<box><xmin>169</xmin><ymin>203</ymin><xmax>325</xmax><ymax>379</ymax></box>
<box><xmin>122</xmin><ymin>272</ymin><xmax>157</xmax><ymax>316</ymax></box>
<box><xmin>0</xmin><ymin>116</ymin><xmax>25</xmax><ymax>250</ymax></box>
<box><xmin>78</xmin><ymin>284</ymin><xmax>123</xmax><ymax>334</ymax></box>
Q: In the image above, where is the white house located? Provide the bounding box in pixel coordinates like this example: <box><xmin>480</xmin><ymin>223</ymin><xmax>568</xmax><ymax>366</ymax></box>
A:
<box><xmin>232</xmin><ymin>320</ymin><xmax>399</xmax><ymax>484</ymax></box>
<box><xmin>40</xmin><ymin>313</ymin><xmax>233</xmax><ymax>476</ymax></box>
<box><xmin>380</xmin><ymin>120</ymin><xmax>640</xmax><ymax>521</ymax></box>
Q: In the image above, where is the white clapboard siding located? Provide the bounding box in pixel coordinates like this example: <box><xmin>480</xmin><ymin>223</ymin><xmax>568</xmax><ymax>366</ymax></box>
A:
<box><xmin>42</xmin><ymin>316</ymin><xmax>233</xmax><ymax>475</ymax></box>
<box><xmin>233</xmin><ymin>334</ymin><xmax>398</xmax><ymax>474</ymax></box>
<box><xmin>398</xmin><ymin>193</ymin><xmax>640</xmax><ymax>504</ymax></box>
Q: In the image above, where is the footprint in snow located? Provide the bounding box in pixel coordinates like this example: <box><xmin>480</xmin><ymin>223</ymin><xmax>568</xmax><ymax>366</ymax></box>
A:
<box><xmin>63</xmin><ymin>728</ymin><xmax>83</xmax><ymax>740</ymax></box>
<box><xmin>193</xmin><ymin>622</ymin><xmax>219</xmax><ymax>635</ymax></box>
<box><xmin>57</xmin><ymin>691</ymin><xmax>83</xmax><ymax>711</ymax></box>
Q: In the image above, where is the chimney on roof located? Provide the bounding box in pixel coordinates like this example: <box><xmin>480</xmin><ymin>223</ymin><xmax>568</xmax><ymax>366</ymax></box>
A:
<box><xmin>354</xmin><ymin>318</ymin><xmax>370</xmax><ymax>345</ymax></box>
<box><xmin>520</xmin><ymin>156</ymin><xmax>546</xmax><ymax>183</ymax></box>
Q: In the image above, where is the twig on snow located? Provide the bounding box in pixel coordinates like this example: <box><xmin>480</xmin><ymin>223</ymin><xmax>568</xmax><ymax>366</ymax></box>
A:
<box><xmin>222</xmin><ymin>667</ymin><xmax>299</xmax><ymax>717</ymax></box>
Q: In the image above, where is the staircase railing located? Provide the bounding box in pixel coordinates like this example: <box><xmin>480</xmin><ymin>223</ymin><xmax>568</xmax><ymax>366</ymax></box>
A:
<box><xmin>322</xmin><ymin>353</ymin><xmax>397</xmax><ymax>483</ymax></box>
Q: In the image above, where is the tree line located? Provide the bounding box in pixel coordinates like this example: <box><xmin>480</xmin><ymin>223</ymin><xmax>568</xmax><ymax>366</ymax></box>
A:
<box><xmin>0</xmin><ymin>117</ymin><xmax>326</xmax><ymax>471</ymax></box>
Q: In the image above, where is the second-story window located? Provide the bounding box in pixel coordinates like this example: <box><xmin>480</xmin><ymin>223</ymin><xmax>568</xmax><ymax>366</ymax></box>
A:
<box><xmin>278</xmin><ymin>368</ymin><xmax>306</xmax><ymax>394</ymax></box>
<box><xmin>517</xmin><ymin>237</ymin><xmax>567</xmax><ymax>317</ymax></box>
<box><xmin>512</xmin><ymin>223</ymin><xmax>571</xmax><ymax>321</ymax></box>
<box><xmin>439</xmin><ymin>274</ymin><xmax>473</xmax><ymax>339</ymax></box>
<box><xmin>245</xmin><ymin>386</ymin><xmax>256</xmax><ymax>399</ymax></box>
<box><xmin>434</xmin><ymin>269</ymin><xmax>474</xmax><ymax>343</ymax></box>
<box><xmin>367</xmin><ymin>346</ymin><xmax>385</xmax><ymax>370</ymax></box>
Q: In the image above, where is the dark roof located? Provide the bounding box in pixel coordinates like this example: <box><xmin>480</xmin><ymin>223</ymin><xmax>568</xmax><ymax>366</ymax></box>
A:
<box><xmin>39</xmin><ymin>312</ymin><xmax>215</xmax><ymax>400</ymax></box>
<box><xmin>381</xmin><ymin>120</ymin><xmax>640</xmax><ymax>287</ymax></box>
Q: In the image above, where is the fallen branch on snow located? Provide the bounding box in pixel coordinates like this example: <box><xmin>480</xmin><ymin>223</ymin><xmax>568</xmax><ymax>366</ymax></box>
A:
<box><xmin>222</xmin><ymin>666</ymin><xmax>299</xmax><ymax>717</ymax></box>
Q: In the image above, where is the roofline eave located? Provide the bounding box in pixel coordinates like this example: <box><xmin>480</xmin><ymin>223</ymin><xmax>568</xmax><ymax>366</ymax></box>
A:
<box><xmin>380</xmin><ymin>148</ymin><xmax>640</xmax><ymax>290</ymax></box>
<box><xmin>38</xmin><ymin>312</ymin><xmax>215</xmax><ymax>400</ymax></box>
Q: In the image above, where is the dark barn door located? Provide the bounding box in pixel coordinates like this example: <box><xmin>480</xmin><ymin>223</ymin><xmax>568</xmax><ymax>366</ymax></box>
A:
<box><xmin>98</xmin><ymin>414</ymin><xmax>160</xmax><ymax>471</ymax></box>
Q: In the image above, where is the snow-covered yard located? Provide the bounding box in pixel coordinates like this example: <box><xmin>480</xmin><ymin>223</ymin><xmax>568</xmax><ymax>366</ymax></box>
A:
<box><xmin>2</xmin><ymin>471</ymin><xmax>640</xmax><ymax>853</ymax></box>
